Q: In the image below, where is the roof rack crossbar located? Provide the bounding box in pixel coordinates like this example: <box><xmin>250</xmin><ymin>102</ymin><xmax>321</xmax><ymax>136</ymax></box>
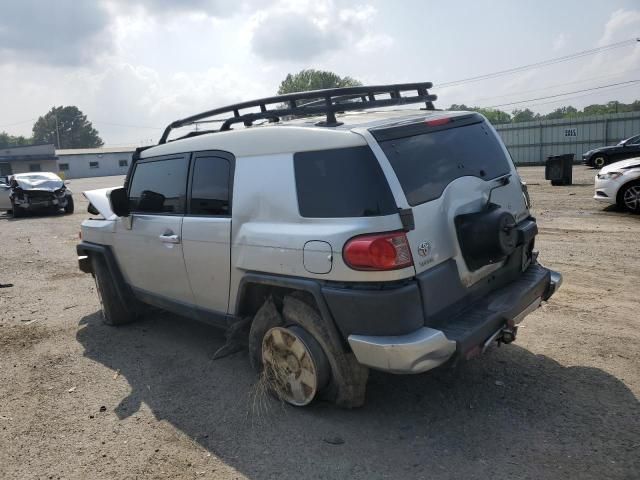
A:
<box><xmin>159</xmin><ymin>82</ymin><xmax>436</xmax><ymax>144</ymax></box>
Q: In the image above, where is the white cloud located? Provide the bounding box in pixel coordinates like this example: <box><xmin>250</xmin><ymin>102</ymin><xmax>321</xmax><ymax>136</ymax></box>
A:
<box><xmin>552</xmin><ymin>33</ymin><xmax>567</xmax><ymax>51</ymax></box>
<box><xmin>248</xmin><ymin>1</ymin><xmax>391</xmax><ymax>62</ymax></box>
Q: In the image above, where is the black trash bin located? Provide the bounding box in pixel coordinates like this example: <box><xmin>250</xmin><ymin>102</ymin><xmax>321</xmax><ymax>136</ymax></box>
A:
<box><xmin>545</xmin><ymin>154</ymin><xmax>574</xmax><ymax>186</ymax></box>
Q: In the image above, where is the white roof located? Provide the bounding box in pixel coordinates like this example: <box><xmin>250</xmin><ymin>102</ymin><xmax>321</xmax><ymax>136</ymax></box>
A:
<box><xmin>56</xmin><ymin>146</ymin><xmax>137</xmax><ymax>156</ymax></box>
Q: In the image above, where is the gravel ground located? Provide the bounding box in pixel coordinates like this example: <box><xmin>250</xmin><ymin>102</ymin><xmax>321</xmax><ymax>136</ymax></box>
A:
<box><xmin>0</xmin><ymin>166</ymin><xmax>638</xmax><ymax>480</ymax></box>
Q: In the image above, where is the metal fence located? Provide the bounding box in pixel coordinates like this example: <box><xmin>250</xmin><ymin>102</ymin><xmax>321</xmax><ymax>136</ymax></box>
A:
<box><xmin>494</xmin><ymin>111</ymin><xmax>640</xmax><ymax>165</ymax></box>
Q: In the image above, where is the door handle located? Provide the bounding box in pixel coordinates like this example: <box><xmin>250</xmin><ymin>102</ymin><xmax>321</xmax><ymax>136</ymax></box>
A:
<box><xmin>159</xmin><ymin>233</ymin><xmax>181</xmax><ymax>244</ymax></box>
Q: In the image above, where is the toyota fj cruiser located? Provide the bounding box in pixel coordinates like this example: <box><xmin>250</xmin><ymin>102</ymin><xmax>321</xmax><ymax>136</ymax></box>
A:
<box><xmin>77</xmin><ymin>83</ymin><xmax>561</xmax><ymax>407</ymax></box>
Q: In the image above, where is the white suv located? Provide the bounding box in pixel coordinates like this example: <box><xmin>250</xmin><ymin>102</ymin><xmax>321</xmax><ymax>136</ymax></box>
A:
<box><xmin>77</xmin><ymin>83</ymin><xmax>561</xmax><ymax>407</ymax></box>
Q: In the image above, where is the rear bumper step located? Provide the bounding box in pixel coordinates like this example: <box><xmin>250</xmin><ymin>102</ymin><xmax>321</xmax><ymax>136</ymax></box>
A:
<box><xmin>348</xmin><ymin>264</ymin><xmax>561</xmax><ymax>373</ymax></box>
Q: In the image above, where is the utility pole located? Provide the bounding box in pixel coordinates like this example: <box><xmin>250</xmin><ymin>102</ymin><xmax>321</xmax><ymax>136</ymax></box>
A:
<box><xmin>54</xmin><ymin>113</ymin><xmax>61</xmax><ymax>149</ymax></box>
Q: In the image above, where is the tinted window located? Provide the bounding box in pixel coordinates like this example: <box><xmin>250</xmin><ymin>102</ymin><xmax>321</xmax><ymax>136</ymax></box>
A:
<box><xmin>59</xmin><ymin>163</ymin><xmax>69</xmax><ymax>171</ymax></box>
<box><xmin>294</xmin><ymin>146</ymin><xmax>396</xmax><ymax>218</ymax></box>
<box><xmin>119</xmin><ymin>159</ymin><xmax>129</xmax><ymax>167</ymax></box>
<box><xmin>129</xmin><ymin>157</ymin><xmax>188</xmax><ymax>214</ymax></box>
<box><xmin>89</xmin><ymin>161</ymin><xmax>99</xmax><ymax>169</ymax></box>
<box><xmin>380</xmin><ymin>122</ymin><xmax>511</xmax><ymax>206</ymax></box>
<box><xmin>190</xmin><ymin>156</ymin><xmax>231</xmax><ymax>215</ymax></box>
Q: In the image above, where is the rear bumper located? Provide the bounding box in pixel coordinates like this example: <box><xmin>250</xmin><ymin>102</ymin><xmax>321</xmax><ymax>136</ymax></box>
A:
<box><xmin>347</xmin><ymin>264</ymin><xmax>562</xmax><ymax>374</ymax></box>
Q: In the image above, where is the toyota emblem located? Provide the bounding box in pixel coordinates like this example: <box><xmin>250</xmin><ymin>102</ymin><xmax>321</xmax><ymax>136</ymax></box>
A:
<box><xmin>418</xmin><ymin>241</ymin><xmax>431</xmax><ymax>257</ymax></box>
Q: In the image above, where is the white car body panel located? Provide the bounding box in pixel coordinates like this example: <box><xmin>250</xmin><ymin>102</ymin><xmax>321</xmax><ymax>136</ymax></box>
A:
<box><xmin>594</xmin><ymin>157</ymin><xmax>640</xmax><ymax>205</ymax></box>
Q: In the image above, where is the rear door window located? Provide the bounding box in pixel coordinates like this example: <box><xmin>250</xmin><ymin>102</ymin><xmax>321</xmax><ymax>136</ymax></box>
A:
<box><xmin>294</xmin><ymin>146</ymin><xmax>396</xmax><ymax>218</ymax></box>
<box><xmin>189</xmin><ymin>156</ymin><xmax>231</xmax><ymax>216</ymax></box>
<box><xmin>378</xmin><ymin>120</ymin><xmax>511</xmax><ymax>206</ymax></box>
<box><xmin>128</xmin><ymin>156</ymin><xmax>188</xmax><ymax>214</ymax></box>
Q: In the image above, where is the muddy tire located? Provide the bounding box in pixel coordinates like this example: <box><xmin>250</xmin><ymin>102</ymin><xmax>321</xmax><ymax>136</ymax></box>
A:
<box><xmin>91</xmin><ymin>255</ymin><xmax>136</xmax><ymax>326</ymax></box>
<box><xmin>249</xmin><ymin>294</ymin><xmax>369</xmax><ymax>408</ymax></box>
<box><xmin>64</xmin><ymin>196</ymin><xmax>74</xmax><ymax>214</ymax></box>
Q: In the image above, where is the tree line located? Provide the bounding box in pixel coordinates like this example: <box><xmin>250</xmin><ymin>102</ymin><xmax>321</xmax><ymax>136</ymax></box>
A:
<box><xmin>448</xmin><ymin>100</ymin><xmax>640</xmax><ymax>125</ymax></box>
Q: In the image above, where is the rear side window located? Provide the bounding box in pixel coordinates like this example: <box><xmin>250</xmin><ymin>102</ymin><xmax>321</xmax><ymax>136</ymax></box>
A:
<box><xmin>190</xmin><ymin>156</ymin><xmax>231</xmax><ymax>216</ymax></box>
<box><xmin>129</xmin><ymin>157</ymin><xmax>188</xmax><ymax>214</ymax></box>
<box><xmin>380</xmin><ymin>122</ymin><xmax>511</xmax><ymax>206</ymax></box>
<box><xmin>294</xmin><ymin>146</ymin><xmax>396</xmax><ymax>218</ymax></box>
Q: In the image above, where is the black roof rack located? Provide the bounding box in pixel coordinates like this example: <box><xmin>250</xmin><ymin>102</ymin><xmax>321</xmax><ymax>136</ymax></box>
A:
<box><xmin>158</xmin><ymin>82</ymin><xmax>437</xmax><ymax>144</ymax></box>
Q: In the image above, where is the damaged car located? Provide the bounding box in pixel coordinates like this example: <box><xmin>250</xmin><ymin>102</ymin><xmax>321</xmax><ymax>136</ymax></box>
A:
<box><xmin>0</xmin><ymin>172</ymin><xmax>74</xmax><ymax>218</ymax></box>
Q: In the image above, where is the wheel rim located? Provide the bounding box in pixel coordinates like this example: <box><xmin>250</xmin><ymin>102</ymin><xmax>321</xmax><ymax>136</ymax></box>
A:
<box><xmin>261</xmin><ymin>326</ymin><xmax>328</xmax><ymax>406</ymax></box>
<box><xmin>594</xmin><ymin>157</ymin><xmax>605</xmax><ymax>168</ymax></box>
<box><xmin>623</xmin><ymin>185</ymin><xmax>640</xmax><ymax>211</ymax></box>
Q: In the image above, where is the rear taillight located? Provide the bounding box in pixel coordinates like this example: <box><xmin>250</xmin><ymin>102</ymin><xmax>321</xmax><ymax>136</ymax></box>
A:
<box><xmin>343</xmin><ymin>231</ymin><xmax>413</xmax><ymax>271</ymax></box>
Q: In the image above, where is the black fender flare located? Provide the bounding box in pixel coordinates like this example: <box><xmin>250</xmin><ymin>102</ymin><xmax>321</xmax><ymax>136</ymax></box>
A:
<box><xmin>235</xmin><ymin>272</ymin><xmax>346</xmax><ymax>347</ymax></box>
<box><xmin>76</xmin><ymin>241</ymin><xmax>134</xmax><ymax>307</ymax></box>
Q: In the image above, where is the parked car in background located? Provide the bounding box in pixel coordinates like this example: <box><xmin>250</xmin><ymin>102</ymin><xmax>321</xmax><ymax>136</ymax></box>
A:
<box><xmin>594</xmin><ymin>157</ymin><xmax>640</xmax><ymax>213</ymax></box>
<box><xmin>582</xmin><ymin>134</ymin><xmax>640</xmax><ymax>168</ymax></box>
<box><xmin>0</xmin><ymin>172</ymin><xmax>74</xmax><ymax>217</ymax></box>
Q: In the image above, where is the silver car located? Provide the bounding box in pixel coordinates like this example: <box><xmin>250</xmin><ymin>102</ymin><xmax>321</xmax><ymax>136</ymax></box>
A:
<box><xmin>77</xmin><ymin>83</ymin><xmax>561</xmax><ymax>407</ymax></box>
<box><xmin>0</xmin><ymin>172</ymin><xmax>74</xmax><ymax>217</ymax></box>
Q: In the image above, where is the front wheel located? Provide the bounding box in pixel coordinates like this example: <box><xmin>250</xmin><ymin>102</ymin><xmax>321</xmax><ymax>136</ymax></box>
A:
<box><xmin>592</xmin><ymin>156</ymin><xmax>607</xmax><ymax>168</ymax></box>
<box><xmin>10</xmin><ymin>199</ymin><xmax>23</xmax><ymax>218</ymax></box>
<box><xmin>92</xmin><ymin>255</ymin><xmax>137</xmax><ymax>325</ymax></box>
<box><xmin>618</xmin><ymin>181</ymin><xmax>640</xmax><ymax>213</ymax></box>
<box><xmin>64</xmin><ymin>196</ymin><xmax>74</xmax><ymax>214</ymax></box>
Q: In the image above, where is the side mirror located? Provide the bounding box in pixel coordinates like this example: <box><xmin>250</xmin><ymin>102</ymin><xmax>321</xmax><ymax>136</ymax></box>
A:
<box><xmin>109</xmin><ymin>187</ymin><xmax>130</xmax><ymax>217</ymax></box>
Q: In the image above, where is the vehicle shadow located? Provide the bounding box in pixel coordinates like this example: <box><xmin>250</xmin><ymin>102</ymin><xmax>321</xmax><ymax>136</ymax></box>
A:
<box><xmin>77</xmin><ymin>311</ymin><xmax>639</xmax><ymax>480</ymax></box>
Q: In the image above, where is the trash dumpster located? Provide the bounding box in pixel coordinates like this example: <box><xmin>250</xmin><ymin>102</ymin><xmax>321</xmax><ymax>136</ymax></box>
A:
<box><xmin>545</xmin><ymin>154</ymin><xmax>574</xmax><ymax>186</ymax></box>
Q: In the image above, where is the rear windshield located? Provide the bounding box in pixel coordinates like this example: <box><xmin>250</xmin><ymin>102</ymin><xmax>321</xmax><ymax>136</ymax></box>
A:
<box><xmin>294</xmin><ymin>146</ymin><xmax>397</xmax><ymax>218</ymax></box>
<box><xmin>379</xmin><ymin>121</ymin><xmax>511</xmax><ymax>206</ymax></box>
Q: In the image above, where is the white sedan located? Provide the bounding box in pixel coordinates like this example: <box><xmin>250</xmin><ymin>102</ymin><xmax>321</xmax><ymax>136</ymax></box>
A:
<box><xmin>594</xmin><ymin>157</ymin><xmax>640</xmax><ymax>213</ymax></box>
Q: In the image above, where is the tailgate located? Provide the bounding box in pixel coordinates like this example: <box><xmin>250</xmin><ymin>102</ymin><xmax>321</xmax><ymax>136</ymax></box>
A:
<box><xmin>371</xmin><ymin>113</ymin><xmax>529</xmax><ymax>286</ymax></box>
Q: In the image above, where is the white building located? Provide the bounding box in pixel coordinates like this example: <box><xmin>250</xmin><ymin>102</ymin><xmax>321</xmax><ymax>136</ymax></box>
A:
<box><xmin>56</xmin><ymin>146</ymin><xmax>136</xmax><ymax>179</ymax></box>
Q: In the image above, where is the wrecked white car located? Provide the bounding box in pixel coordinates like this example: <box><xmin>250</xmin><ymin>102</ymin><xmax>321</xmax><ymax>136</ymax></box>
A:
<box><xmin>0</xmin><ymin>172</ymin><xmax>74</xmax><ymax>218</ymax></box>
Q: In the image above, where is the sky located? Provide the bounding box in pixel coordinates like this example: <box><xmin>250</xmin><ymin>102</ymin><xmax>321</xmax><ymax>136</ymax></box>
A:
<box><xmin>0</xmin><ymin>0</ymin><xmax>639</xmax><ymax>146</ymax></box>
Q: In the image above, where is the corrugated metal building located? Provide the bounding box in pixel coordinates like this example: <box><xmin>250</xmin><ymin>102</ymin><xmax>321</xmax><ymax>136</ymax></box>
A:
<box><xmin>0</xmin><ymin>144</ymin><xmax>58</xmax><ymax>175</ymax></box>
<box><xmin>55</xmin><ymin>147</ymin><xmax>135</xmax><ymax>179</ymax></box>
<box><xmin>495</xmin><ymin>111</ymin><xmax>640</xmax><ymax>165</ymax></box>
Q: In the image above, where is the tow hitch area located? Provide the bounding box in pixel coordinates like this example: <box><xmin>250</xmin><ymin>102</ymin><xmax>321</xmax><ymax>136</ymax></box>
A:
<box><xmin>465</xmin><ymin>326</ymin><xmax>520</xmax><ymax>359</ymax></box>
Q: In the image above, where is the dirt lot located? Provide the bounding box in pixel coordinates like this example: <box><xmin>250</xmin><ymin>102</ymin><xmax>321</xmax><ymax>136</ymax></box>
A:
<box><xmin>0</xmin><ymin>166</ymin><xmax>638</xmax><ymax>480</ymax></box>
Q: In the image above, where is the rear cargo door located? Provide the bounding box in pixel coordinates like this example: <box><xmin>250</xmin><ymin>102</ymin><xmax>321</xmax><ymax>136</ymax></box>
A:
<box><xmin>371</xmin><ymin>114</ymin><xmax>528</xmax><ymax>284</ymax></box>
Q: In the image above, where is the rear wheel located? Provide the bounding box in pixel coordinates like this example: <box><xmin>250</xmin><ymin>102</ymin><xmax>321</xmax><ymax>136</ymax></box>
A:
<box><xmin>249</xmin><ymin>296</ymin><xmax>331</xmax><ymax>407</ymax></box>
<box><xmin>618</xmin><ymin>181</ymin><xmax>640</xmax><ymax>213</ymax></box>
<box><xmin>593</xmin><ymin>156</ymin><xmax>607</xmax><ymax>168</ymax></box>
<box><xmin>261</xmin><ymin>325</ymin><xmax>330</xmax><ymax>406</ymax></box>
<box><xmin>92</xmin><ymin>255</ymin><xmax>137</xmax><ymax>325</ymax></box>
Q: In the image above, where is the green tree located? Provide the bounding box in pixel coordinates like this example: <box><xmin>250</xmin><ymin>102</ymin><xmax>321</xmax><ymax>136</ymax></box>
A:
<box><xmin>448</xmin><ymin>104</ymin><xmax>511</xmax><ymax>124</ymax></box>
<box><xmin>277</xmin><ymin>69</ymin><xmax>362</xmax><ymax>94</ymax></box>
<box><xmin>544</xmin><ymin>106</ymin><xmax>578</xmax><ymax>120</ymax></box>
<box><xmin>32</xmin><ymin>106</ymin><xmax>103</xmax><ymax>149</ymax></box>
<box><xmin>0</xmin><ymin>132</ymin><xmax>32</xmax><ymax>148</ymax></box>
<box><xmin>511</xmin><ymin>108</ymin><xmax>539</xmax><ymax>123</ymax></box>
